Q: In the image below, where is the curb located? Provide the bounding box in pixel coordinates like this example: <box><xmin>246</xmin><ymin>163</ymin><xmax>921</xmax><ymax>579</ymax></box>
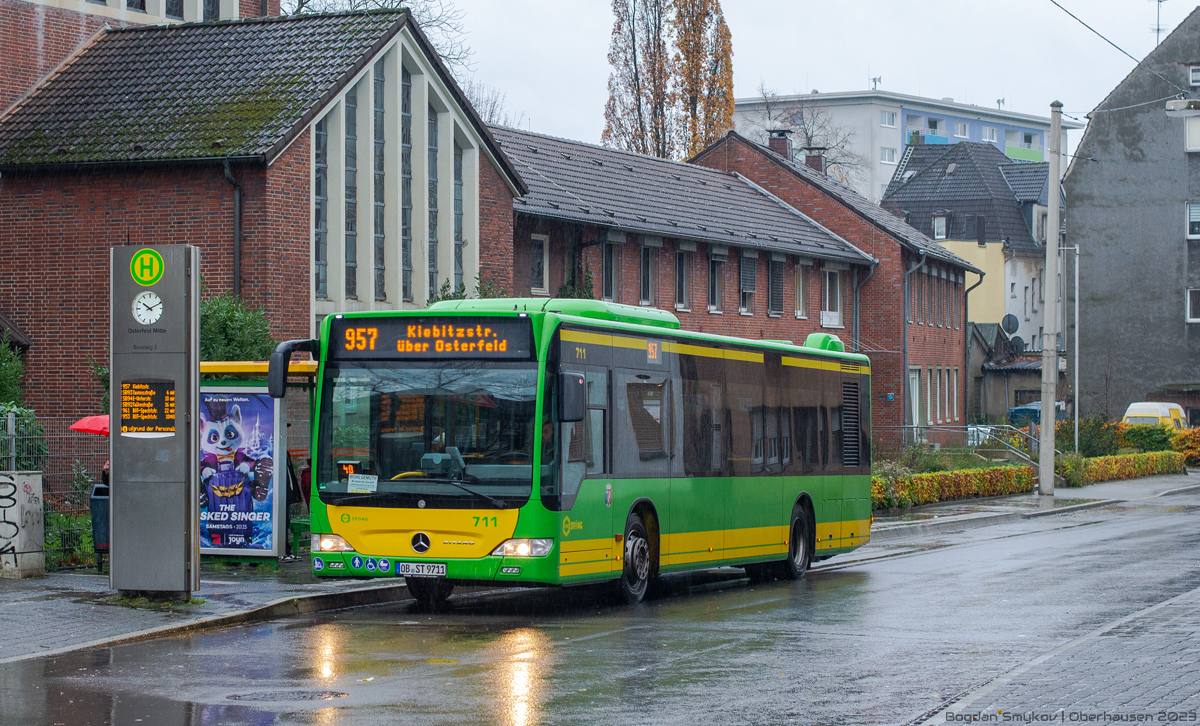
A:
<box><xmin>0</xmin><ymin>581</ymin><xmax>413</xmax><ymax>666</ymax></box>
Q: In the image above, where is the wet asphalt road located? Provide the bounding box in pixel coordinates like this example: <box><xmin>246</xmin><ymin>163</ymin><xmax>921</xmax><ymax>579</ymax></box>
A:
<box><xmin>4</xmin><ymin>496</ymin><xmax>1200</xmax><ymax>726</ymax></box>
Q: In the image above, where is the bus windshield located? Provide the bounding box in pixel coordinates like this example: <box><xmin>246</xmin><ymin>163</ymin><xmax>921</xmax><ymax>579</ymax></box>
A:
<box><xmin>316</xmin><ymin>361</ymin><xmax>539</xmax><ymax>508</ymax></box>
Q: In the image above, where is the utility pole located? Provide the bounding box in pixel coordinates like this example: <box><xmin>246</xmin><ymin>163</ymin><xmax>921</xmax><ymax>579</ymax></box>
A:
<box><xmin>1039</xmin><ymin>102</ymin><xmax>1063</xmax><ymax>496</ymax></box>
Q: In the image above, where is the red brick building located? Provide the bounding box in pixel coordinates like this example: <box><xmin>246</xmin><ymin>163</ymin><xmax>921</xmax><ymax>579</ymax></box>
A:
<box><xmin>690</xmin><ymin>132</ymin><xmax>980</xmax><ymax>443</ymax></box>
<box><xmin>0</xmin><ymin>10</ymin><xmax>525</xmax><ymax>419</ymax></box>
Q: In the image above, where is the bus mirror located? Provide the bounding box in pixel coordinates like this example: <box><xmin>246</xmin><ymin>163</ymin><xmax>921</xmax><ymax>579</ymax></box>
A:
<box><xmin>559</xmin><ymin>372</ymin><xmax>586</xmax><ymax>422</ymax></box>
<box><xmin>268</xmin><ymin>339</ymin><xmax>318</xmax><ymax>399</ymax></box>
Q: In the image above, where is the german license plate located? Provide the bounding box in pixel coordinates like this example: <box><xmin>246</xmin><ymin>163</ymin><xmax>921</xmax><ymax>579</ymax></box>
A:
<box><xmin>396</xmin><ymin>562</ymin><xmax>446</xmax><ymax>578</ymax></box>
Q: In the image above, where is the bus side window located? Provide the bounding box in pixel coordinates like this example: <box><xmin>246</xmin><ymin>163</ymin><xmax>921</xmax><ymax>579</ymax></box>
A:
<box><xmin>614</xmin><ymin>370</ymin><xmax>671</xmax><ymax>477</ymax></box>
<box><xmin>680</xmin><ymin>354</ymin><xmax>723</xmax><ymax>477</ymax></box>
<box><xmin>818</xmin><ymin>406</ymin><xmax>829</xmax><ymax>469</ymax></box>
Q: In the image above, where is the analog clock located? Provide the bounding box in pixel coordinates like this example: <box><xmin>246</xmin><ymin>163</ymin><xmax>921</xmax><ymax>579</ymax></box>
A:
<box><xmin>132</xmin><ymin>291</ymin><xmax>163</xmax><ymax>325</ymax></box>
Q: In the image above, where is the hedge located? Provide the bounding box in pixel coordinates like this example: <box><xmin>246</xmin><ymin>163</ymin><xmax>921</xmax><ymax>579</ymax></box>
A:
<box><xmin>1078</xmin><ymin>451</ymin><xmax>1185</xmax><ymax>484</ymax></box>
<box><xmin>872</xmin><ymin>451</ymin><xmax>1188</xmax><ymax>509</ymax></box>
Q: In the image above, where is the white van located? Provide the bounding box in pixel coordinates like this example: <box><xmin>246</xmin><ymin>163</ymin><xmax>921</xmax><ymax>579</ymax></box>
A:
<box><xmin>1121</xmin><ymin>402</ymin><xmax>1189</xmax><ymax>429</ymax></box>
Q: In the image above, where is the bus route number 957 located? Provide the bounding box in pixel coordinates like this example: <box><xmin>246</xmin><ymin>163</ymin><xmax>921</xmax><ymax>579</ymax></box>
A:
<box><xmin>344</xmin><ymin>327</ymin><xmax>378</xmax><ymax>351</ymax></box>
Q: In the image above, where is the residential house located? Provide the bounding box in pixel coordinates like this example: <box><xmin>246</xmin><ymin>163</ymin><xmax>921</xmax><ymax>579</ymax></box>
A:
<box><xmin>882</xmin><ymin>142</ymin><xmax>1063</xmax><ymax>356</ymax></box>
<box><xmin>1064</xmin><ymin>7</ymin><xmax>1200</xmax><ymax>423</ymax></box>
<box><xmin>733</xmin><ymin>90</ymin><xmax>1081</xmax><ymax>203</ymax></box>
<box><xmin>0</xmin><ymin>11</ymin><xmax>526</xmax><ymax>419</ymax></box>
<box><xmin>691</xmin><ymin>131</ymin><xmax>980</xmax><ymax>444</ymax></box>
<box><xmin>968</xmin><ymin>322</ymin><xmax>1065</xmax><ymax>422</ymax></box>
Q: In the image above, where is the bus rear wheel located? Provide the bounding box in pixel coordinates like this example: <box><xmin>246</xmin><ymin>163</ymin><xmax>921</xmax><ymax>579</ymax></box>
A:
<box><xmin>407</xmin><ymin>577</ymin><xmax>454</xmax><ymax>610</ymax></box>
<box><xmin>618</xmin><ymin>513</ymin><xmax>653</xmax><ymax>604</ymax></box>
<box><xmin>779</xmin><ymin>508</ymin><xmax>812</xmax><ymax>581</ymax></box>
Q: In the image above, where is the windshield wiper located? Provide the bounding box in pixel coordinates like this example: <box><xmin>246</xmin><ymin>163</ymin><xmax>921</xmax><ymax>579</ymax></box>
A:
<box><xmin>329</xmin><ymin>479</ymin><xmax>508</xmax><ymax>509</ymax></box>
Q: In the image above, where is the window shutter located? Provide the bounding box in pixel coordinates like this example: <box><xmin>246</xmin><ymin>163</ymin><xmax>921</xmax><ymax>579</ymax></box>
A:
<box><xmin>1189</xmin><ymin>203</ymin><xmax>1200</xmax><ymax>237</ymax></box>
<box><xmin>842</xmin><ymin>381</ymin><xmax>861</xmax><ymax>467</ymax></box>
<box><xmin>740</xmin><ymin>255</ymin><xmax>756</xmax><ymax>293</ymax></box>
<box><xmin>769</xmin><ymin>261</ymin><xmax>784</xmax><ymax>313</ymax></box>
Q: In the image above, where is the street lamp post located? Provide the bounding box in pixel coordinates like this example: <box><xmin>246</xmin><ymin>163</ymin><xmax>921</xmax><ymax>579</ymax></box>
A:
<box><xmin>1039</xmin><ymin>102</ymin><xmax>1063</xmax><ymax>496</ymax></box>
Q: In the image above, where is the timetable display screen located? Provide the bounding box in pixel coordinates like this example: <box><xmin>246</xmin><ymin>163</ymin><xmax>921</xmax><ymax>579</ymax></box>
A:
<box><xmin>330</xmin><ymin>316</ymin><xmax>535</xmax><ymax>360</ymax></box>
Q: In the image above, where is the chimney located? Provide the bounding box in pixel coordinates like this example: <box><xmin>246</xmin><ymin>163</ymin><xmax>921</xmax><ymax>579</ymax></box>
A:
<box><xmin>803</xmin><ymin>146</ymin><xmax>828</xmax><ymax>175</ymax></box>
<box><xmin>767</xmin><ymin>129</ymin><xmax>793</xmax><ymax>159</ymax></box>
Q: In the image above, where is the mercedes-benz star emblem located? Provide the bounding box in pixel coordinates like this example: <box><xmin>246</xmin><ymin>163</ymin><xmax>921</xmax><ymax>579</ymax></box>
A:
<box><xmin>411</xmin><ymin>532</ymin><xmax>431</xmax><ymax>554</ymax></box>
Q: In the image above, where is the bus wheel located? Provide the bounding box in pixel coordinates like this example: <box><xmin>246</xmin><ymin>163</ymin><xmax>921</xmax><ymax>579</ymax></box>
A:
<box><xmin>779</xmin><ymin>509</ymin><xmax>812</xmax><ymax>581</ymax></box>
<box><xmin>407</xmin><ymin>577</ymin><xmax>454</xmax><ymax>610</ymax></box>
<box><xmin>618</xmin><ymin>513</ymin><xmax>653</xmax><ymax>604</ymax></box>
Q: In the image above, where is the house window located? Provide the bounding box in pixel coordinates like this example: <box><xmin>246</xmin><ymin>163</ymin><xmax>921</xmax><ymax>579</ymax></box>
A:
<box><xmin>373</xmin><ymin>62</ymin><xmax>386</xmax><ymax>301</ymax></box>
<box><xmin>928</xmin><ymin>119</ymin><xmax>943</xmax><ymax>136</ymax></box>
<box><xmin>203</xmin><ymin>0</ymin><xmax>218</xmax><ymax>20</ymax></box>
<box><xmin>345</xmin><ymin>86</ymin><xmax>359</xmax><ymax>300</ymax></box>
<box><xmin>602</xmin><ymin>242</ymin><xmax>616</xmax><ymax>300</ymax></box>
<box><xmin>453</xmin><ymin>141</ymin><xmax>464</xmax><ymax>291</ymax></box>
<box><xmin>739</xmin><ymin>253</ymin><xmax>756</xmax><ymax>313</ymax></box>
<box><xmin>953</xmin><ymin>367</ymin><xmax>960</xmax><ymax>420</ymax></box>
<box><xmin>127</xmin><ymin>0</ymin><xmax>146</xmax><ymax>11</ymax></box>
<box><xmin>932</xmin><ymin>215</ymin><xmax>947</xmax><ymax>240</ymax></box>
<box><xmin>1191</xmin><ymin>67</ymin><xmax>1200</xmax><ymax>86</ymax></box>
<box><xmin>916</xmin><ymin>270</ymin><xmax>925</xmax><ymax>324</ymax></box>
<box><xmin>982</xmin><ymin>126</ymin><xmax>997</xmax><ymax>143</ymax></box>
<box><xmin>821</xmin><ymin>269</ymin><xmax>842</xmax><ymax>327</ymax></box>
<box><xmin>314</xmin><ymin>116</ymin><xmax>329</xmax><ymax>299</ymax></box>
<box><xmin>640</xmin><ymin>246</ymin><xmax>656</xmax><ymax>305</ymax></box>
<box><xmin>400</xmin><ymin>67</ymin><xmax>413</xmax><ymax>301</ymax></box>
<box><xmin>1038</xmin><ymin>212</ymin><xmax>1047</xmax><ymax>242</ymax></box>
<box><xmin>1188</xmin><ymin>289</ymin><xmax>1200</xmax><ymax>323</ymax></box>
<box><xmin>795</xmin><ymin>265</ymin><xmax>808</xmax><ymax>318</ymax></box>
<box><xmin>675</xmin><ymin>251</ymin><xmax>691</xmax><ymax>310</ymax></box>
<box><xmin>926</xmin><ymin>368</ymin><xmax>933</xmax><ymax>425</ymax></box>
<box><xmin>530</xmin><ymin>234</ymin><xmax>549</xmax><ymax>295</ymax></box>
<box><xmin>767</xmin><ymin>259</ymin><xmax>784</xmax><ymax>315</ymax></box>
<box><xmin>428</xmin><ymin>105</ymin><xmax>439</xmax><ymax>297</ymax></box>
<box><xmin>1188</xmin><ymin>203</ymin><xmax>1200</xmax><ymax>239</ymax></box>
<box><xmin>1188</xmin><ymin>117</ymin><xmax>1200</xmax><ymax>153</ymax></box>
<box><xmin>708</xmin><ymin>254</ymin><xmax>725</xmax><ymax>311</ymax></box>
<box><xmin>881</xmin><ymin>147</ymin><xmax>897</xmax><ymax>164</ymax></box>
<box><xmin>1022</xmin><ymin>131</ymin><xmax>1036</xmax><ymax>148</ymax></box>
<box><xmin>881</xmin><ymin>111</ymin><xmax>897</xmax><ymax>128</ymax></box>
<box><xmin>935</xmin><ymin>367</ymin><xmax>943</xmax><ymax>423</ymax></box>
<box><xmin>165</xmin><ymin>0</ymin><xmax>183</xmax><ymax>18</ymax></box>
<box><xmin>954</xmin><ymin>122</ymin><xmax>968</xmax><ymax>138</ymax></box>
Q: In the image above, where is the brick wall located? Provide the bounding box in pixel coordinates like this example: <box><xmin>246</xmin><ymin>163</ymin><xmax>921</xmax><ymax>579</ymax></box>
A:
<box><xmin>0</xmin><ymin>0</ymin><xmax>117</xmax><ymax>113</ymax></box>
<box><xmin>478</xmin><ymin>155</ymin><xmax>516</xmax><ymax>293</ymax></box>
<box><xmin>692</xmin><ymin>134</ymin><xmax>970</xmax><ymax>442</ymax></box>
<box><xmin>0</xmin><ymin>144</ymin><xmax>310</xmax><ymax>419</ymax></box>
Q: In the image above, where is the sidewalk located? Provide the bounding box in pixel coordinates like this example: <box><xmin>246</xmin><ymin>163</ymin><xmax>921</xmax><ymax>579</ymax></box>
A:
<box><xmin>0</xmin><ymin>560</ymin><xmax>411</xmax><ymax>665</ymax></box>
<box><xmin>870</xmin><ymin>470</ymin><xmax>1200</xmax><ymax>541</ymax></box>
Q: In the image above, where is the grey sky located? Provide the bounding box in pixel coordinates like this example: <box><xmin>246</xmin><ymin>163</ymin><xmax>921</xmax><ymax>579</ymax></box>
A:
<box><xmin>454</xmin><ymin>0</ymin><xmax>1197</xmax><ymax>154</ymax></box>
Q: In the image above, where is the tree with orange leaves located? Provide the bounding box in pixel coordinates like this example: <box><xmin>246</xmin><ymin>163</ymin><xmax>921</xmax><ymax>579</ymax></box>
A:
<box><xmin>673</xmin><ymin>0</ymin><xmax>733</xmax><ymax>158</ymax></box>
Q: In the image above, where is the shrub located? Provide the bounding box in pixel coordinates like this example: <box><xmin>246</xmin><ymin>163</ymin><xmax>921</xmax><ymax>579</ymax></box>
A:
<box><xmin>0</xmin><ymin>402</ymin><xmax>46</xmax><ymax>471</ymax></box>
<box><xmin>1059</xmin><ymin>452</ymin><xmax>1086</xmax><ymax>487</ymax></box>
<box><xmin>1120</xmin><ymin>424</ymin><xmax>1175</xmax><ymax>453</ymax></box>
<box><xmin>1068</xmin><ymin>414</ymin><xmax>1122</xmax><ymax>457</ymax></box>
<box><xmin>1081</xmin><ymin>451</ymin><xmax>1185</xmax><ymax>484</ymax></box>
<box><xmin>0</xmin><ymin>332</ymin><xmax>23</xmax><ymax>405</ymax></box>
<box><xmin>200</xmin><ymin>291</ymin><xmax>278</xmax><ymax>363</ymax></box>
<box><xmin>1171</xmin><ymin>428</ymin><xmax>1200</xmax><ymax>466</ymax></box>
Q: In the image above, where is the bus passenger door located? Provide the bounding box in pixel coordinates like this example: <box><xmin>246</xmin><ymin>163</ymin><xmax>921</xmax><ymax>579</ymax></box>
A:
<box><xmin>557</xmin><ymin>367</ymin><xmax>614</xmax><ymax>579</ymax></box>
<box><xmin>671</xmin><ymin>368</ymin><xmax>724</xmax><ymax>568</ymax></box>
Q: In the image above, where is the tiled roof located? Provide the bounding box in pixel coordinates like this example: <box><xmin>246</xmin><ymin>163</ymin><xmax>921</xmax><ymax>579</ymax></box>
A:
<box><xmin>882</xmin><ymin>142</ymin><xmax>1040</xmax><ymax>253</ymax></box>
<box><xmin>491</xmin><ymin>126</ymin><xmax>873</xmax><ymax>265</ymax></box>
<box><xmin>0</xmin><ymin>10</ymin><xmax>526</xmax><ymax>192</ymax></box>
<box><xmin>1000</xmin><ymin>162</ymin><xmax>1050</xmax><ymax>204</ymax></box>
<box><xmin>699</xmin><ymin>132</ymin><xmax>977</xmax><ymax>273</ymax></box>
<box><xmin>0</xmin><ymin>12</ymin><xmax>405</xmax><ymax>167</ymax></box>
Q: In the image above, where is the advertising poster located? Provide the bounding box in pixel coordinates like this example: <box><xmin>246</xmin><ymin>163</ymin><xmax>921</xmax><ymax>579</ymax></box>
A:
<box><xmin>198</xmin><ymin>388</ymin><xmax>283</xmax><ymax>556</ymax></box>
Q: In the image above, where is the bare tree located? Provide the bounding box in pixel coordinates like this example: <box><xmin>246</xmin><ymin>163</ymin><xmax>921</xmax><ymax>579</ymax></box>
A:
<box><xmin>462</xmin><ymin>78</ymin><xmax>526</xmax><ymax>128</ymax></box>
<box><xmin>602</xmin><ymin>0</ymin><xmax>676</xmax><ymax>159</ymax></box>
<box><xmin>740</xmin><ymin>83</ymin><xmax>869</xmax><ymax>187</ymax></box>
<box><xmin>283</xmin><ymin>0</ymin><xmax>473</xmax><ymax>76</ymax></box>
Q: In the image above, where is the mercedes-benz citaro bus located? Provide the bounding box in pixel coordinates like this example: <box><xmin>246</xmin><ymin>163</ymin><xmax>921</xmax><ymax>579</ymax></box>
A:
<box><xmin>268</xmin><ymin>298</ymin><xmax>872</xmax><ymax>609</ymax></box>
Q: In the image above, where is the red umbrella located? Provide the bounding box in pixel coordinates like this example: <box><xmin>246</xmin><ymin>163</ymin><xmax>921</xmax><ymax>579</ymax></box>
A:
<box><xmin>69</xmin><ymin>414</ymin><xmax>110</xmax><ymax>437</ymax></box>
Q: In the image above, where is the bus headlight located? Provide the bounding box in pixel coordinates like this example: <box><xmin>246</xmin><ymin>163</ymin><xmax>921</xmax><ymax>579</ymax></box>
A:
<box><xmin>312</xmin><ymin>534</ymin><xmax>355</xmax><ymax>552</ymax></box>
<box><xmin>491</xmin><ymin>539</ymin><xmax>553</xmax><ymax>557</ymax></box>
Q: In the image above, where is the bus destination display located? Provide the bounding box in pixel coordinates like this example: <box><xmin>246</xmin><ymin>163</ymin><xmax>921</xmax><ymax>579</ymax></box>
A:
<box><xmin>119</xmin><ymin>378</ymin><xmax>176</xmax><ymax>438</ymax></box>
<box><xmin>331</xmin><ymin>317</ymin><xmax>534</xmax><ymax>360</ymax></box>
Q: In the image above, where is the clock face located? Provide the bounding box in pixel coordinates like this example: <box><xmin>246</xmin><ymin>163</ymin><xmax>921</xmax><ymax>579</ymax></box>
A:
<box><xmin>132</xmin><ymin>291</ymin><xmax>163</xmax><ymax>325</ymax></box>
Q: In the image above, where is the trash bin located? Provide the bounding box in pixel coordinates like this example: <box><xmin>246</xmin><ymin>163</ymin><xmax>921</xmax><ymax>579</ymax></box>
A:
<box><xmin>89</xmin><ymin>483</ymin><xmax>109</xmax><ymax>572</ymax></box>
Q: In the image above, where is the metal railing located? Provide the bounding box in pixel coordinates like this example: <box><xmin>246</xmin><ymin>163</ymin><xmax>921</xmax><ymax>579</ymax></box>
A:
<box><xmin>875</xmin><ymin>423</ymin><xmax>1067</xmax><ymax>483</ymax></box>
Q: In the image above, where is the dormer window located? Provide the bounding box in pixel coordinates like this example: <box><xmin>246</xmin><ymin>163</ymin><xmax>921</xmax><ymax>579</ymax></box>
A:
<box><xmin>1191</xmin><ymin>67</ymin><xmax>1200</xmax><ymax>87</ymax></box>
<box><xmin>932</xmin><ymin>215</ymin><xmax>948</xmax><ymax>240</ymax></box>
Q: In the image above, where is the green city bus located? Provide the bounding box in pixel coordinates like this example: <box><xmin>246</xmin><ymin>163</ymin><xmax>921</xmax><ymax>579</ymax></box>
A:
<box><xmin>268</xmin><ymin>298</ymin><xmax>872</xmax><ymax>607</ymax></box>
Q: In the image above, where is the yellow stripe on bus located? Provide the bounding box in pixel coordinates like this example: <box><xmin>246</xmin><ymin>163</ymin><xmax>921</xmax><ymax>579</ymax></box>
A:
<box><xmin>562</xmin><ymin>329</ymin><xmax>764</xmax><ymax>363</ymax></box>
<box><xmin>664</xmin><ymin>341</ymin><xmax>762</xmax><ymax>363</ymax></box>
<box><xmin>783</xmin><ymin>356</ymin><xmax>871</xmax><ymax>375</ymax></box>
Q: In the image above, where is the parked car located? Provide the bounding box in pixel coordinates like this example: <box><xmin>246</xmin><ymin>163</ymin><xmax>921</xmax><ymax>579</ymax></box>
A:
<box><xmin>1008</xmin><ymin>401</ymin><xmax>1067</xmax><ymax>428</ymax></box>
<box><xmin>1121</xmin><ymin>402</ymin><xmax>1188</xmax><ymax>429</ymax></box>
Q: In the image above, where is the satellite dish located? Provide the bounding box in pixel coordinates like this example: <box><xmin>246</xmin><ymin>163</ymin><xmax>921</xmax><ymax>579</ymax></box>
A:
<box><xmin>1001</xmin><ymin>314</ymin><xmax>1019</xmax><ymax>335</ymax></box>
<box><xmin>1011</xmin><ymin>336</ymin><xmax>1026</xmax><ymax>355</ymax></box>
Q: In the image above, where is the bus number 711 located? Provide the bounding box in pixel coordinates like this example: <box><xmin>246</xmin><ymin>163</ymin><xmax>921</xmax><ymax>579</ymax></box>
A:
<box><xmin>473</xmin><ymin>516</ymin><xmax>498</xmax><ymax>527</ymax></box>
